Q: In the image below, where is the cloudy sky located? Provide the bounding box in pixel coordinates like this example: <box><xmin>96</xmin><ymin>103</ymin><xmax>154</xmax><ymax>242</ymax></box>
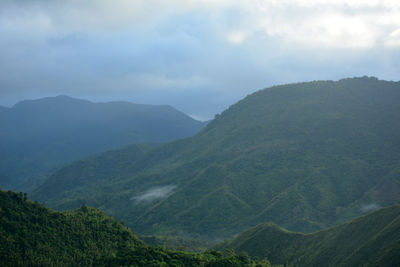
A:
<box><xmin>1</xmin><ymin>0</ymin><xmax>399</xmax><ymax>120</ymax></box>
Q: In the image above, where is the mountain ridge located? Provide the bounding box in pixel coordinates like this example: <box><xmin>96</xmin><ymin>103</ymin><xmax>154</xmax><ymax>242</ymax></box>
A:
<box><xmin>32</xmin><ymin>77</ymin><xmax>400</xmax><ymax>238</ymax></box>
<box><xmin>0</xmin><ymin>95</ymin><xmax>206</xmax><ymax>190</ymax></box>
<box><xmin>0</xmin><ymin>189</ymin><xmax>272</xmax><ymax>266</ymax></box>
<box><xmin>217</xmin><ymin>205</ymin><xmax>400</xmax><ymax>266</ymax></box>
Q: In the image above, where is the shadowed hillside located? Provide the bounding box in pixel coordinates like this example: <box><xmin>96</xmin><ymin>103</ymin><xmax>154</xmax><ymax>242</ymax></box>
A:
<box><xmin>0</xmin><ymin>95</ymin><xmax>206</xmax><ymax>190</ymax></box>
<box><xmin>0</xmin><ymin>189</ymin><xmax>273</xmax><ymax>267</ymax></box>
<box><xmin>32</xmin><ymin>77</ymin><xmax>400</xmax><ymax>238</ymax></box>
<box><xmin>217</xmin><ymin>205</ymin><xmax>400</xmax><ymax>266</ymax></box>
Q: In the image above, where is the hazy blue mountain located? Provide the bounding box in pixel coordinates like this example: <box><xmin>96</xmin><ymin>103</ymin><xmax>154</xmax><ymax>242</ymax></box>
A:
<box><xmin>0</xmin><ymin>95</ymin><xmax>206</xmax><ymax>190</ymax></box>
<box><xmin>217</xmin><ymin>205</ymin><xmax>400</xmax><ymax>267</ymax></box>
<box><xmin>32</xmin><ymin>77</ymin><xmax>400</xmax><ymax>238</ymax></box>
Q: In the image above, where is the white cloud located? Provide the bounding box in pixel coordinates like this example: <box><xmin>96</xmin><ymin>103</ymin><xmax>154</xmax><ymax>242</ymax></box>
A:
<box><xmin>298</xmin><ymin>13</ymin><xmax>375</xmax><ymax>48</ymax></box>
<box><xmin>256</xmin><ymin>0</ymin><xmax>400</xmax><ymax>9</ymax></box>
<box><xmin>131</xmin><ymin>185</ymin><xmax>176</xmax><ymax>203</ymax></box>
<box><xmin>386</xmin><ymin>28</ymin><xmax>400</xmax><ymax>47</ymax></box>
<box><xmin>249</xmin><ymin>0</ymin><xmax>400</xmax><ymax>49</ymax></box>
<box><xmin>226</xmin><ymin>31</ymin><xmax>247</xmax><ymax>44</ymax></box>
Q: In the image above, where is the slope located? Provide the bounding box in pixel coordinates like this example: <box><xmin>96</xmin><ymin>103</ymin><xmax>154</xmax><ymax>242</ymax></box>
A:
<box><xmin>32</xmin><ymin>77</ymin><xmax>400</xmax><ymax>238</ymax></box>
<box><xmin>0</xmin><ymin>188</ymin><xmax>142</xmax><ymax>266</ymax></box>
<box><xmin>0</xmin><ymin>189</ymin><xmax>272</xmax><ymax>267</ymax></box>
<box><xmin>0</xmin><ymin>95</ymin><xmax>206</xmax><ymax>190</ymax></box>
<box><xmin>217</xmin><ymin>205</ymin><xmax>400</xmax><ymax>266</ymax></box>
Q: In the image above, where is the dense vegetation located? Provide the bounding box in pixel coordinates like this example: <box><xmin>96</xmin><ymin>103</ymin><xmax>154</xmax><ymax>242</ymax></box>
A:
<box><xmin>140</xmin><ymin>234</ymin><xmax>216</xmax><ymax>252</ymax></box>
<box><xmin>0</xmin><ymin>95</ymin><xmax>206</xmax><ymax>190</ymax></box>
<box><xmin>32</xmin><ymin>77</ymin><xmax>400</xmax><ymax>238</ymax></box>
<box><xmin>0</xmin><ymin>189</ymin><xmax>141</xmax><ymax>266</ymax></box>
<box><xmin>0</xmin><ymin>189</ymin><xmax>275</xmax><ymax>266</ymax></box>
<box><xmin>217</xmin><ymin>205</ymin><xmax>400</xmax><ymax>266</ymax></box>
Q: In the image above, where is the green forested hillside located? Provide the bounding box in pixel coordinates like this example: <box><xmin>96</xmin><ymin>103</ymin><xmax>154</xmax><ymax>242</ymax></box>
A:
<box><xmin>0</xmin><ymin>189</ymin><xmax>273</xmax><ymax>267</ymax></box>
<box><xmin>0</xmin><ymin>95</ymin><xmax>206</xmax><ymax>190</ymax></box>
<box><xmin>0</xmin><ymin>189</ymin><xmax>142</xmax><ymax>266</ymax></box>
<box><xmin>32</xmin><ymin>77</ymin><xmax>400</xmax><ymax>238</ymax></box>
<box><xmin>217</xmin><ymin>205</ymin><xmax>400</xmax><ymax>267</ymax></box>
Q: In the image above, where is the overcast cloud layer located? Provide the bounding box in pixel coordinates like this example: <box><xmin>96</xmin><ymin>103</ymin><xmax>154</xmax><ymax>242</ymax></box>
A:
<box><xmin>1</xmin><ymin>0</ymin><xmax>399</xmax><ymax>120</ymax></box>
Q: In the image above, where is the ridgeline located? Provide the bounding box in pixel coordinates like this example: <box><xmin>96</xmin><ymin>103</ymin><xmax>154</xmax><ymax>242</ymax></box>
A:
<box><xmin>0</xmin><ymin>189</ymin><xmax>272</xmax><ymax>267</ymax></box>
<box><xmin>32</xmin><ymin>77</ymin><xmax>400</xmax><ymax>238</ymax></box>
<box><xmin>217</xmin><ymin>205</ymin><xmax>400</xmax><ymax>267</ymax></box>
<box><xmin>0</xmin><ymin>95</ymin><xmax>206</xmax><ymax>190</ymax></box>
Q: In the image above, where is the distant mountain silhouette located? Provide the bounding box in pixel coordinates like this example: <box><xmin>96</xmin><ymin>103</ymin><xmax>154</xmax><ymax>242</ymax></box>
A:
<box><xmin>0</xmin><ymin>95</ymin><xmax>206</xmax><ymax>190</ymax></box>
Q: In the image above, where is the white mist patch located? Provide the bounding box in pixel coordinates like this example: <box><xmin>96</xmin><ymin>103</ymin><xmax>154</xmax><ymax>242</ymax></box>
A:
<box><xmin>360</xmin><ymin>203</ymin><xmax>381</xmax><ymax>213</ymax></box>
<box><xmin>131</xmin><ymin>185</ymin><xmax>176</xmax><ymax>203</ymax></box>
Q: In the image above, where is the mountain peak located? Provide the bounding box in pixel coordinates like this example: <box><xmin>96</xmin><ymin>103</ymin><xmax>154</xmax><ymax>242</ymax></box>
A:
<box><xmin>1</xmin><ymin>95</ymin><xmax>206</xmax><ymax>190</ymax></box>
<box><xmin>12</xmin><ymin>95</ymin><xmax>91</xmax><ymax>109</ymax></box>
<box><xmin>32</xmin><ymin>78</ymin><xmax>400</xmax><ymax>238</ymax></box>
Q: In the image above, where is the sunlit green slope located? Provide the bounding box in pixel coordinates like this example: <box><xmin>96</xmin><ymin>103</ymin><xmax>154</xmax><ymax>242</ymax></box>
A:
<box><xmin>33</xmin><ymin>77</ymin><xmax>400</xmax><ymax>238</ymax></box>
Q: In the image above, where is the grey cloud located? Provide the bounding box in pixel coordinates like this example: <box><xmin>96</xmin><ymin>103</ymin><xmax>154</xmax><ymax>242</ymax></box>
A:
<box><xmin>0</xmin><ymin>1</ymin><xmax>399</xmax><ymax>119</ymax></box>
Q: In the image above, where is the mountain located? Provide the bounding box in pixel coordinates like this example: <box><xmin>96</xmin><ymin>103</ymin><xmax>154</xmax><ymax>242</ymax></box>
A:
<box><xmin>0</xmin><ymin>95</ymin><xmax>206</xmax><ymax>190</ymax></box>
<box><xmin>0</xmin><ymin>189</ymin><xmax>271</xmax><ymax>266</ymax></box>
<box><xmin>32</xmin><ymin>77</ymin><xmax>400</xmax><ymax>238</ymax></box>
<box><xmin>0</xmin><ymin>189</ymin><xmax>141</xmax><ymax>266</ymax></box>
<box><xmin>217</xmin><ymin>205</ymin><xmax>400</xmax><ymax>266</ymax></box>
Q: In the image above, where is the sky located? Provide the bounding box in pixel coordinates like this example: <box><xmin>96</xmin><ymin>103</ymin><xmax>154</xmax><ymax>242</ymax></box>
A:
<box><xmin>0</xmin><ymin>0</ymin><xmax>399</xmax><ymax>120</ymax></box>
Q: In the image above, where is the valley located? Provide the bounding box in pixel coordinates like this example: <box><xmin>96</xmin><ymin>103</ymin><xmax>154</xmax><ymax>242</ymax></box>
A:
<box><xmin>31</xmin><ymin>77</ymin><xmax>400</xmax><ymax>238</ymax></box>
<box><xmin>0</xmin><ymin>95</ymin><xmax>206</xmax><ymax>191</ymax></box>
<box><xmin>2</xmin><ymin>77</ymin><xmax>399</xmax><ymax>266</ymax></box>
